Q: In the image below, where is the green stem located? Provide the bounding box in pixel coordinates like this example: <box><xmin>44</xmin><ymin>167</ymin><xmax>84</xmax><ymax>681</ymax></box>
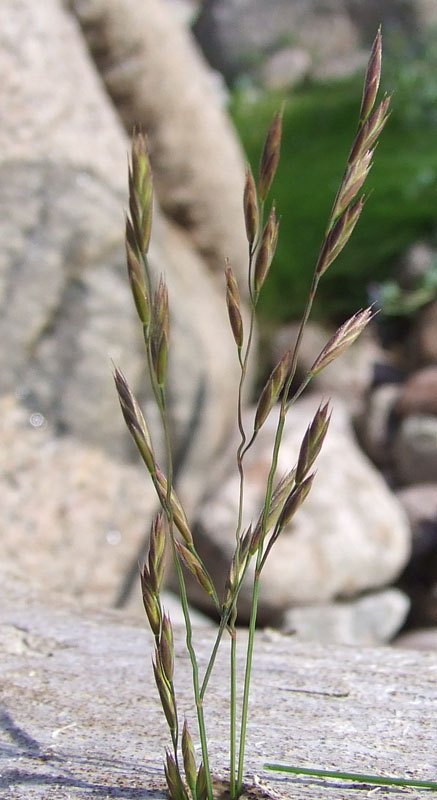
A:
<box><xmin>236</xmin><ymin>565</ymin><xmax>261</xmax><ymax>794</ymax></box>
<box><xmin>200</xmin><ymin>612</ymin><xmax>229</xmax><ymax>700</ymax></box>
<box><xmin>229</xmin><ymin>616</ymin><xmax>237</xmax><ymax>798</ymax></box>
<box><xmin>235</xmin><ymin>245</ymin><xmax>257</xmax><ymax>542</ymax></box>
<box><xmin>263</xmin><ymin>763</ymin><xmax>437</xmax><ymax>790</ymax></box>
<box><xmin>236</xmin><ymin>271</ymin><xmax>321</xmax><ymax>795</ymax></box>
<box><xmin>199</xmin><ymin>545</ymin><xmax>254</xmax><ymax>702</ymax></box>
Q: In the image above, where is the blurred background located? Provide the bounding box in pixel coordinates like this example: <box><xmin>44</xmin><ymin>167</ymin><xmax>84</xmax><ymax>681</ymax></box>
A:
<box><xmin>1</xmin><ymin>0</ymin><xmax>436</xmax><ymax>649</ymax></box>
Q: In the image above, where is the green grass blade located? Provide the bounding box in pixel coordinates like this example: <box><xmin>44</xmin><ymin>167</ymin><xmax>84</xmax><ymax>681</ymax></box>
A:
<box><xmin>264</xmin><ymin>763</ymin><xmax>437</xmax><ymax>790</ymax></box>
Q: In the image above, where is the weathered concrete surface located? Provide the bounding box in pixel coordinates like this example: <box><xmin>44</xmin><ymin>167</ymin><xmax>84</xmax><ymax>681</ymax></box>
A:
<box><xmin>1</xmin><ymin>570</ymin><xmax>436</xmax><ymax>799</ymax></box>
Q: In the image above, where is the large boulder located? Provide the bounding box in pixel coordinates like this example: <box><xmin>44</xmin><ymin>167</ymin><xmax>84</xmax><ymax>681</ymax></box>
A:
<box><xmin>69</xmin><ymin>0</ymin><xmax>249</xmax><ymax>281</ymax></box>
<box><xmin>193</xmin><ymin>0</ymin><xmax>423</xmax><ymax>86</ymax></box>
<box><xmin>0</xmin><ymin>0</ymin><xmax>249</xmax><ymax>605</ymax></box>
<box><xmin>189</xmin><ymin>395</ymin><xmax>411</xmax><ymax>623</ymax></box>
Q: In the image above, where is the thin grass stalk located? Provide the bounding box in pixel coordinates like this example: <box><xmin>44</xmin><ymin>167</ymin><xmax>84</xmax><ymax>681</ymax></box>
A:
<box><xmin>229</xmin><ymin>611</ymin><xmax>238</xmax><ymax>798</ymax></box>
<box><xmin>236</xmin><ymin>269</ymin><xmax>320</xmax><ymax>794</ymax></box>
<box><xmin>237</xmin><ymin>42</ymin><xmax>388</xmax><ymax>776</ymax></box>
<box><xmin>200</xmin><ymin>535</ymin><xmax>256</xmax><ymax>702</ymax></box>
<box><xmin>229</xmin><ymin>234</ymin><xmax>260</xmax><ymax>795</ymax></box>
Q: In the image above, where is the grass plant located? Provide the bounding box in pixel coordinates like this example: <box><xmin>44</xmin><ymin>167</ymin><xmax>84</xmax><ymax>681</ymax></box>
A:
<box><xmin>115</xmin><ymin>30</ymin><xmax>389</xmax><ymax>800</ymax></box>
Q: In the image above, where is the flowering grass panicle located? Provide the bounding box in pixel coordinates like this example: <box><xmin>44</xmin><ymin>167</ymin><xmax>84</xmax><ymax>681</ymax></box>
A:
<box><xmin>115</xmin><ymin>29</ymin><xmax>389</xmax><ymax>800</ymax></box>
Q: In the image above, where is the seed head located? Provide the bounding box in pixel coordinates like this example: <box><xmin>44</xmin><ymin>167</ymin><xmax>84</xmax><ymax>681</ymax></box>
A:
<box><xmin>296</xmin><ymin>402</ymin><xmax>331</xmax><ymax>485</ymax></box>
<box><xmin>147</xmin><ymin>513</ymin><xmax>166</xmax><ymax>594</ymax></box>
<box><xmin>182</xmin><ymin>720</ymin><xmax>197</xmax><ymax>797</ymax></box>
<box><xmin>309</xmin><ymin>307</ymin><xmax>375</xmax><ymax>375</ymax></box>
<box><xmin>254</xmin><ymin>349</ymin><xmax>292</xmax><ymax>432</ymax></box>
<box><xmin>159</xmin><ymin>613</ymin><xmax>174</xmax><ymax>683</ymax></box>
<box><xmin>114</xmin><ymin>366</ymin><xmax>155</xmax><ymax>473</ymax></box>
<box><xmin>153</xmin><ymin>656</ymin><xmax>177</xmax><ymax>734</ymax></box>
<box><xmin>258</xmin><ymin>109</ymin><xmax>282</xmax><ymax>203</ymax></box>
<box><xmin>154</xmin><ymin>468</ymin><xmax>193</xmax><ymax>545</ymax></box>
<box><xmin>359</xmin><ymin>27</ymin><xmax>382</xmax><ymax>124</ymax></box>
<box><xmin>175</xmin><ymin>541</ymin><xmax>216</xmax><ymax>597</ymax></box>
<box><xmin>250</xmin><ymin>468</ymin><xmax>297</xmax><ymax>555</ymax></box>
<box><xmin>140</xmin><ymin>574</ymin><xmax>162</xmax><ymax>636</ymax></box>
<box><xmin>317</xmin><ymin>196</ymin><xmax>364</xmax><ymax>276</ymax></box>
<box><xmin>243</xmin><ymin>164</ymin><xmax>259</xmax><ymax>247</ymax></box>
<box><xmin>164</xmin><ymin>752</ymin><xmax>187</xmax><ymax>800</ymax></box>
<box><xmin>128</xmin><ymin>130</ymin><xmax>153</xmax><ymax>256</ymax></box>
<box><xmin>253</xmin><ymin>205</ymin><xmax>279</xmax><ymax>294</ymax></box>
<box><xmin>196</xmin><ymin>763</ymin><xmax>208</xmax><ymax>800</ymax></box>
<box><xmin>151</xmin><ymin>278</ymin><xmax>169</xmax><ymax>388</ymax></box>
<box><xmin>224</xmin><ymin>526</ymin><xmax>252</xmax><ymax>602</ymax></box>
<box><xmin>125</xmin><ymin>224</ymin><xmax>150</xmax><ymax>326</ymax></box>
<box><xmin>225</xmin><ymin>262</ymin><xmax>243</xmax><ymax>348</ymax></box>
<box><xmin>277</xmin><ymin>473</ymin><xmax>315</xmax><ymax>530</ymax></box>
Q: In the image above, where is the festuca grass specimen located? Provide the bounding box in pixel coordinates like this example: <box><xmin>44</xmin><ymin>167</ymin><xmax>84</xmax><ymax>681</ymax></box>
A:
<box><xmin>114</xmin><ymin>29</ymin><xmax>388</xmax><ymax>800</ymax></box>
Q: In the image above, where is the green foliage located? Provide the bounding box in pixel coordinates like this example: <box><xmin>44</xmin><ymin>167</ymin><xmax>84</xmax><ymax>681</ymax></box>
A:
<box><xmin>378</xmin><ymin>258</ymin><xmax>437</xmax><ymax>317</ymax></box>
<box><xmin>383</xmin><ymin>27</ymin><xmax>437</xmax><ymax>129</ymax></box>
<box><xmin>230</xmin><ymin>76</ymin><xmax>437</xmax><ymax>323</ymax></box>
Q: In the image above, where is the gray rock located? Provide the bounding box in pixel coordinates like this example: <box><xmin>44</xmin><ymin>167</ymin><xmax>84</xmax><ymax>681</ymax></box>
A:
<box><xmin>398</xmin><ymin>241</ymin><xmax>434</xmax><ymax>287</ymax></box>
<box><xmin>260</xmin><ymin>47</ymin><xmax>311</xmax><ymax>90</ymax></box>
<box><xmin>396</xmin><ymin>366</ymin><xmax>437</xmax><ymax>417</ymax></box>
<box><xmin>394</xmin><ymin>626</ymin><xmax>437</xmax><ymax>651</ymax></box>
<box><xmin>0</xmin><ymin>393</ymin><xmax>157</xmax><ymax>609</ymax></box>
<box><xmin>0</xmin><ymin>0</ymin><xmax>139</xmax><ymax>456</ymax></box>
<box><xmin>194</xmin><ymin>0</ymin><xmax>362</xmax><ymax>84</ymax></box>
<box><xmin>411</xmin><ymin>299</ymin><xmax>437</xmax><ymax>365</ymax></box>
<box><xmin>281</xmin><ymin>589</ymin><xmax>410</xmax><ymax>646</ymax></box>
<box><xmin>70</xmin><ymin>0</ymin><xmax>249</xmax><ymax>284</ymax></box>
<box><xmin>355</xmin><ymin>383</ymin><xmax>401</xmax><ymax>466</ymax></box>
<box><xmin>393</xmin><ymin>415</ymin><xmax>437</xmax><ymax>484</ymax></box>
<box><xmin>189</xmin><ymin>395</ymin><xmax>411</xmax><ymax>622</ymax></box>
<box><xmin>396</xmin><ymin>484</ymin><xmax>437</xmax><ymax>534</ymax></box>
<box><xmin>416</xmin><ymin>0</ymin><xmax>437</xmax><ymax>26</ymax></box>
<box><xmin>396</xmin><ymin>483</ymin><xmax>437</xmax><ymax>628</ymax></box>
<box><xmin>0</xmin><ymin>0</ymin><xmax>249</xmax><ymax>597</ymax></box>
<box><xmin>193</xmin><ymin>0</ymin><xmax>425</xmax><ymax>86</ymax></box>
<box><xmin>164</xmin><ymin>0</ymin><xmax>202</xmax><ymax>26</ymax></box>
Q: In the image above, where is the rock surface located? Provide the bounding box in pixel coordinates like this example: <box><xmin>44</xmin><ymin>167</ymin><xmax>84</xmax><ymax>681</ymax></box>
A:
<box><xmin>189</xmin><ymin>395</ymin><xmax>411</xmax><ymax>623</ymax></box>
<box><xmin>2</xmin><ymin>569</ymin><xmax>437</xmax><ymax>799</ymax></box>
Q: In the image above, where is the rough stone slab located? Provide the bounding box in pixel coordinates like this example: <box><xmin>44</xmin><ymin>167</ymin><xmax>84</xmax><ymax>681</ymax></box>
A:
<box><xmin>1</xmin><ymin>572</ymin><xmax>436</xmax><ymax>799</ymax></box>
